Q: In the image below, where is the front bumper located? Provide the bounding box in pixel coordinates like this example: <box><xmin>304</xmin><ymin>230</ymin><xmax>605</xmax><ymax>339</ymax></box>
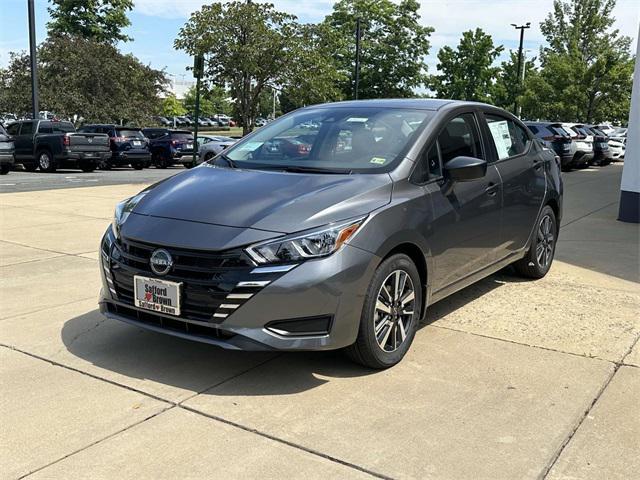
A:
<box><xmin>0</xmin><ymin>152</ymin><xmax>15</xmax><ymax>165</ymax></box>
<box><xmin>98</xmin><ymin>229</ymin><xmax>379</xmax><ymax>351</ymax></box>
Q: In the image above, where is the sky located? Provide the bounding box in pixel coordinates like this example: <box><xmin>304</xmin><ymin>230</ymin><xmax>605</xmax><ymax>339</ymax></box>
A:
<box><xmin>1</xmin><ymin>0</ymin><xmax>638</xmax><ymax>80</ymax></box>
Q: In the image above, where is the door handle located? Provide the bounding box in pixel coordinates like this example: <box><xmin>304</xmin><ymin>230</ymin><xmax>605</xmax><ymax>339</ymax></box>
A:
<box><xmin>485</xmin><ymin>183</ymin><xmax>498</xmax><ymax>197</ymax></box>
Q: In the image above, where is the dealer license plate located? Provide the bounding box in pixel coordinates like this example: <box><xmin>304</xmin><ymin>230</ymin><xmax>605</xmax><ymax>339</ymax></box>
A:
<box><xmin>134</xmin><ymin>275</ymin><xmax>181</xmax><ymax>316</ymax></box>
<box><xmin>132</xmin><ymin>140</ymin><xmax>142</xmax><ymax>146</ymax></box>
<box><xmin>186</xmin><ymin>143</ymin><xmax>193</xmax><ymax>150</ymax></box>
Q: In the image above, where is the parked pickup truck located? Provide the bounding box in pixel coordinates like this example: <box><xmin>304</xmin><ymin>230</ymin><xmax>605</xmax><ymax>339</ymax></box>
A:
<box><xmin>6</xmin><ymin>119</ymin><xmax>110</xmax><ymax>173</ymax></box>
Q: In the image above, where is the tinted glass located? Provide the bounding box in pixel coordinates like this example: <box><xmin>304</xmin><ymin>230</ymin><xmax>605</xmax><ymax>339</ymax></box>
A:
<box><xmin>486</xmin><ymin>114</ymin><xmax>531</xmax><ymax>160</ymax></box>
<box><xmin>438</xmin><ymin>113</ymin><xmax>482</xmax><ymax>164</ymax></box>
<box><xmin>116</xmin><ymin>129</ymin><xmax>144</xmax><ymax>138</ymax></box>
<box><xmin>171</xmin><ymin>133</ymin><xmax>194</xmax><ymax>141</ymax></box>
<box><xmin>223</xmin><ymin>107</ymin><xmax>433</xmax><ymax>172</ymax></box>
<box><xmin>527</xmin><ymin>125</ymin><xmax>539</xmax><ymax>134</ymax></box>
<box><xmin>38</xmin><ymin>122</ymin><xmax>53</xmax><ymax>133</ymax></box>
<box><xmin>20</xmin><ymin>122</ymin><xmax>34</xmax><ymax>135</ymax></box>
<box><xmin>6</xmin><ymin>123</ymin><xmax>20</xmax><ymax>135</ymax></box>
<box><xmin>52</xmin><ymin>122</ymin><xmax>75</xmax><ymax>133</ymax></box>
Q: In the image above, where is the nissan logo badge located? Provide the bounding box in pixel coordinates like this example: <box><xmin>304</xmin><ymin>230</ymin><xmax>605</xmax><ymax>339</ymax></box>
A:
<box><xmin>150</xmin><ymin>249</ymin><xmax>173</xmax><ymax>276</ymax></box>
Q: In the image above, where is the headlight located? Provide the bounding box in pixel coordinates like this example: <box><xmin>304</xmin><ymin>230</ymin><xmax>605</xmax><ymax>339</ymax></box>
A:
<box><xmin>245</xmin><ymin>217</ymin><xmax>365</xmax><ymax>265</ymax></box>
<box><xmin>111</xmin><ymin>192</ymin><xmax>147</xmax><ymax>238</ymax></box>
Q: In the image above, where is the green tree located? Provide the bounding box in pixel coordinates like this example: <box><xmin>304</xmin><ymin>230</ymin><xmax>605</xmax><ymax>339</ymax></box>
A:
<box><xmin>493</xmin><ymin>51</ymin><xmax>540</xmax><ymax>116</ymax></box>
<box><xmin>47</xmin><ymin>0</ymin><xmax>134</xmax><ymax>43</ymax></box>
<box><xmin>429</xmin><ymin>28</ymin><xmax>504</xmax><ymax>102</ymax></box>
<box><xmin>537</xmin><ymin>0</ymin><xmax>634</xmax><ymax>122</ymax></box>
<box><xmin>161</xmin><ymin>94</ymin><xmax>186</xmax><ymax>118</ymax></box>
<box><xmin>175</xmin><ymin>1</ymin><xmax>336</xmax><ymax>134</ymax></box>
<box><xmin>0</xmin><ymin>52</ymin><xmax>34</xmax><ymax>115</ymax></box>
<box><xmin>1</xmin><ymin>35</ymin><xmax>166</xmax><ymax>124</ymax></box>
<box><xmin>183</xmin><ymin>86</ymin><xmax>214</xmax><ymax>117</ymax></box>
<box><xmin>325</xmin><ymin>0</ymin><xmax>433</xmax><ymax>99</ymax></box>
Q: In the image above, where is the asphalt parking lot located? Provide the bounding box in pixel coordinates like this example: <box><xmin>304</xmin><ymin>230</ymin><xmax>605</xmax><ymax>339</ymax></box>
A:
<box><xmin>1</xmin><ymin>164</ymin><xmax>638</xmax><ymax>479</ymax></box>
<box><xmin>0</xmin><ymin>166</ymin><xmax>181</xmax><ymax>193</ymax></box>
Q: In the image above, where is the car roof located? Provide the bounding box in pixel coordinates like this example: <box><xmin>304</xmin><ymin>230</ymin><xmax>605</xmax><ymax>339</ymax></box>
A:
<box><xmin>308</xmin><ymin>98</ymin><xmax>464</xmax><ymax>111</ymax></box>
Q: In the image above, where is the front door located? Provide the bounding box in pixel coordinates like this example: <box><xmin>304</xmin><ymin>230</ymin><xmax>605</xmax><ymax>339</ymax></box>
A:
<box><xmin>423</xmin><ymin>112</ymin><xmax>503</xmax><ymax>292</ymax></box>
<box><xmin>13</xmin><ymin>121</ymin><xmax>35</xmax><ymax>159</ymax></box>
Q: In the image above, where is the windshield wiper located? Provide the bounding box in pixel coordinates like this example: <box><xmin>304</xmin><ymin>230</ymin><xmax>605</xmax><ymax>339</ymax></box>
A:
<box><xmin>280</xmin><ymin>165</ymin><xmax>353</xmax><ymax>175</ymax></box>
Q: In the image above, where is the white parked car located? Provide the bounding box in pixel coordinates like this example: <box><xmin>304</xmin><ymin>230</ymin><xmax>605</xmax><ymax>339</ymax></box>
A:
<box><xmin>563</xmin><ymin>123</ymin><xmax>594</xmax><ymax>167</ymax></box>
<box><xmin>197</xmin><ymin>135</ymin><xmax>236</xmax><ymax>163</ymax></box>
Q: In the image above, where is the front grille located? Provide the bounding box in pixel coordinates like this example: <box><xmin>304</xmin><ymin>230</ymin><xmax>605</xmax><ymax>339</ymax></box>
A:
<box><xmin>106</xmin><ymin>236</ymin><xmax>286</xmax><ymax>323</ymax></box>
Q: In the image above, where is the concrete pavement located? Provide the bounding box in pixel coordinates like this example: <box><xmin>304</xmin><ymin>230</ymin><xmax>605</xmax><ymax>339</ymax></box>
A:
<box><xmin>1</xmin><ymin>164</ymin><xmax>638</xmax><ymax>479</ymax></box>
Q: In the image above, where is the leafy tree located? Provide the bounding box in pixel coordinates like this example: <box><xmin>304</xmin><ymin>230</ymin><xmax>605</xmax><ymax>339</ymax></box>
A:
<box><xmin>537</xmin><ymin>0</ymin><xmax>634</xmax><ymax>122</ymax></box>
<box><xmin>430</xmin><ymin>28</ymin><xmax>504</xmax><ymax>102</ymax></box>
<box><xmin>47</xmin><ymin>0</ymin><xmax>134</xmax><ymax>43</ymax></box>
<box><xmin>325</xmin><ymin>0</ymin><xmax>433</xmax><ymax>99</ymax></box>
<box><xmin>176</xmin><ymin>1</ymin><xmax>336</xmax><ymax>135</ymax></box>
<box><xmin>493</xmin><ymin>51</ymin><xmax>540</xmax><ymax>116</ymax></box>
<box><xmin>161</xmin><ymin>94</ymin><xmax>186</xmax><ymax>118</ymax></box>
<box><xmin>183</xmin><ymin>86</ymin><xmax>214</xmax><ymax>117</ymax></box>
<box><xmin>0</xmin><ymin>52</ymin><xmax>34</xmax><ymax>116</ymax></box>
<box><xmin>0</xmin><ymin>35</ymin><xmax>167</xmax><ymax>124</ymax></box>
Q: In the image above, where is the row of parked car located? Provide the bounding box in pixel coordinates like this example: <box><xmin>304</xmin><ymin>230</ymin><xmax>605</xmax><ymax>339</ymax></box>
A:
<box><xmin>0</xmin><ymin>119</ymin><xmax>237</xmax><ymax>174</ymax></box>
<box><xmin>524</xmin><ymin>122</ymin><xmax>627</xmax><ymax>171</ymax></box>
<box><xmin>155</xmin><ymin>114</ymin><xmax>235</xmax><ymax>128</ymax></box>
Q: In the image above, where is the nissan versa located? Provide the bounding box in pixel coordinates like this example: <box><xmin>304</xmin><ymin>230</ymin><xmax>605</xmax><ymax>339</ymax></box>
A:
<box><xmin>99</xmin><ymin>99</ymin><xmax>562</xmax><ymax>368</ymax></box>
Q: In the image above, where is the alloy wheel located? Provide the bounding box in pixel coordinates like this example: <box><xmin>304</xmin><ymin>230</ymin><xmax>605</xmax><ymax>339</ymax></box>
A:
<box><xmin>536</xmin><ymin>214</ymin><xmax>555</xmax><ymax>269</ymax></box>
<box><xmin>374</xmin><ymin>269</ymin><xmax>415</xmax><ymax>353</ymax></box>
<box><xmin>39</xmin><ymin>153</ymin><xmax>50</xmax><ymax>170</ymax></box>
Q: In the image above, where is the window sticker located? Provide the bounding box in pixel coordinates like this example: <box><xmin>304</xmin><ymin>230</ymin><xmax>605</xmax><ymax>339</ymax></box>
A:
<box><xmin>370</xmin><ymin>156</ymin><xmax>387</xmax><ymax>165</ymax></box>
<box><xmin>346</xmin><ymin>117</ymin><xmax>369</xmax><ymax>123</ymax></box>
<box><xmin>488</xmin><ymin>120</ymin><xmax>512</xmax><ymax>160</ymax></box>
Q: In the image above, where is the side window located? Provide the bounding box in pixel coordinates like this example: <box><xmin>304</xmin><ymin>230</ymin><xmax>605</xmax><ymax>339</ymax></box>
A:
<box><xmin>7</xmin><ymin>123</ymin><xmax>20</xmax><ymax>135</ymax></box>
<box><xmin>38</xmin><ymin>122</ymin><xmax>53</xmax><ymax>133</ymax></box>
<box><xmin>20</xmin><ymin>122</ymin><xmax>34</xmax><ymax>135</ymax></box>
<box><xmin>438</xmin><ymin>113</ymin><xmax>483</xmax><ymax>165</ymax></box>
<box><xmin>527</xmin><ymin>125</ymin><xmax>539</xmax><ymax>135</ymax></box>
<box><xmin>485</xmin><ymin>114</ymin><xmax>531</xmax><ymax>160</ymax></box>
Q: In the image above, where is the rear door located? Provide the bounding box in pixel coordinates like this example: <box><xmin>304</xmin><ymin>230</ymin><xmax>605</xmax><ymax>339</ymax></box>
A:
<box><xmin>479</xmin><ymin>110</ymin><xmax>546</xmax><ymax>258</ymax></box>
<box><xmin>420</xmin><ymin>110</ymin><xmax>503</xmax><ymax>291</ymax></box>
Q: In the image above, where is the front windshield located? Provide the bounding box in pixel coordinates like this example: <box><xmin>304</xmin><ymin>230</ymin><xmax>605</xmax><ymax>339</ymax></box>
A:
<box><xmin>220</xmin><ymin>107</ymin><xmax>433</xmax><ymax>173</ymax></box>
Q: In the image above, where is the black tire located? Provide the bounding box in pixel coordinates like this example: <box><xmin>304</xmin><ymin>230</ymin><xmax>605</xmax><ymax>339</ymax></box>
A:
<box><xmin>0</xmin><ymin>164</ymin><xmax>10</xmax><ymax>175</ymax></box>
<box><xmin>204</xmin><ymin>152</ymin><xmax>215</xmax><ymax>162</ymax></box>
<box><xmin>37</xmin><ymin>150</ymin><xmax>56</xmax><ymax>173</ymax></box>
<box><xmin>23</xmin><ymin>163</ymin><xmax>37</xmax><ymax>172</ymax></box>
<box><xmin>80</xmin><ymin>162</ymin><xmax>96</xmax><ymax>173</ymax></box>
<box><xmin>183</xmin><ymin>160</ymin><xmax>196</xmax><ymax>169</ymax></box>
<box><xmin>513</xmin><ymin>205</ymin><xmax>557</xmax><ymax>279</ymax></box>
<box><xmin>346</xmin><ymin>254</ymin><xmax>422</xmax><ymax>369</ymax></box>
<box><xmin>132</xmin><ymin>162</ymin><xmax>144</xmax><ymax>170</ymax></box>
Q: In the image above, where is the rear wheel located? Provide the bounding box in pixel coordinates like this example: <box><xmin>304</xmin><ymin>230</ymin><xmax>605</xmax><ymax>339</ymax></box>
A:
<box><xmin>513</xmin><ymin>205</ymin><xmax>557</xmax><ymax>279</ymax></box>
<box><xmin>183</xmin><ymin>160</ymin><xmax>196</xmax><ymax>169</ymax></box>
<box><xmin>0</xmin><ymin>164</ymin><xmax>10</xmax><ymax>175</ymax></box>
<box><xmin>131</xmin><ymin>162</ymin><xmax>144</xmax><ymax>170</ymax></box>
<box><xmin>346</xmin><ymin>254</ymin><xmax>422</xmax><ymax>369</ymax></box>
<box><xmin>23</xmin><ymin>163</ymin><xmax>37</xmax><ymax>172</ymax></box>
<box><xmin>37</xmin><ymin>150</ymin><xmax>56</xmax><ymax>173</ymax></box>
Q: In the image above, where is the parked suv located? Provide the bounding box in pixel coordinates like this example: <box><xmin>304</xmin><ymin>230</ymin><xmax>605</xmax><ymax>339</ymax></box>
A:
<box><xmin>0</xmin><ymin>124</ymin><xmax>15</xmax><ymax>174</ymax></box>
<box><xmin>142</xmin><ymin>128</ymin><xmax>195</xmax><ymax>168</ymax></box>
<box><xmin>6</xmin><ymin>120</ymin><xmax>109</xmax><ymax>172</ymax></box>
<box><xmin>78</xmin><ymin>124</ymin><xmax>151</xmax><ymax>170</ymax></box>
<box><xmin>524</xmin><ymin>122</ymin><xmax>575</xmax><ymax>171</ymax></box>
<box><xmin>100</xmin><ymin>99</ymin><xmax>562</xmax><ymax>369</ymax></box>
<box><xmin>581</xmin><ymin>126</ymin><xmax>612</xmax><ymax>166</ymax></box>
<box><xmin>562</xmin><ymin>123</ymin><xmax>593</xmax><ymax>168</ymax></box>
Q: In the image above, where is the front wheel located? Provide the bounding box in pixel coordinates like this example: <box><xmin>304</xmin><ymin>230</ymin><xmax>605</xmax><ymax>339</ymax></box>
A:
<box><xmin>346</xmin><ymin>254</ymin><xmax>422</xmax><ymax>369</ymax></box>
<box><xmin>131</xmin><ymin>162</ymin><xmax>144</xmax><ymax>170</ymax></box>
<box><xmin>513</xmin><ymin>205</ymin><xmax>557</xmax><ymax>279</ymax></box>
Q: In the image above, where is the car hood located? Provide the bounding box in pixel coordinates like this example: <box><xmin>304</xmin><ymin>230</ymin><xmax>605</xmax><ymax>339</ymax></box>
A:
<box><xmin>133</xmin><ymin>165</ymin><xmax>392</xmax><ymax>234</ymax></box>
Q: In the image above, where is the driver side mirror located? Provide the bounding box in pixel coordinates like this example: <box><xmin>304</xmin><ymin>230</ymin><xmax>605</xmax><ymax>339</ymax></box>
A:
<box><xmin>444</xmin><ymin>156</ymin><xmax>487</xmax><ymax>182</ymax></box>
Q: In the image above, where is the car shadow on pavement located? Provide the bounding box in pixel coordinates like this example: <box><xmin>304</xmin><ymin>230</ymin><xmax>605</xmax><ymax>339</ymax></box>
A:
<box><xmin>60</xmin><ymin>270</ymin><xmax>521</xmax><ymax>396</ymax></box>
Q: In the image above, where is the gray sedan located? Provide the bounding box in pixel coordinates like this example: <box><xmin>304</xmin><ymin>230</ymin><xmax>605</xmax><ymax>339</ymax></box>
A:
<box><xmin>100</xmin><ymin>99</ymin><xmax>562</xmax><ymax>368</ymax></box>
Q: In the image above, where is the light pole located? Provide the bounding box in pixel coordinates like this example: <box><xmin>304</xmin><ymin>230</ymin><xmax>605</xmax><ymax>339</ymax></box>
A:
<box><xmin>511</xmin><ymin>22</ymin><xmax>530</xmax><ymax>117</ymax></box>
<box><xmin>27</xmin><ymin>0</ymin><xmax>39</xmax><ymax>119</ymax></box>
<box><xmin>354</xmin><ymin>17</ymin><xmax>362</xmax><ymax>100</ymax></box>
